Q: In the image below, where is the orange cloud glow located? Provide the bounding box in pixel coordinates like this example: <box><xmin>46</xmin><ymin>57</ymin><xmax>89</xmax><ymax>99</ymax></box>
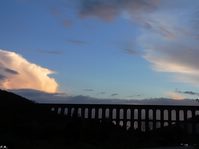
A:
<box><xmin>167</xmin><ymin>92</ymin><xmax>185</xmax><ymax>100</ymax></box>
<box><xmin>0</xmin><ymin>49</ymin><xmax>58</xmax><ymax>93</ymax></box>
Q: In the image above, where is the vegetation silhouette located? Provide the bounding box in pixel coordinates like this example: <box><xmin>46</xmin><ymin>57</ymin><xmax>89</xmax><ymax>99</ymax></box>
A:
<box><xmin>0</xmin><ymin>89</ymin><xmax>199</xmax><ymax>149</ymax></box>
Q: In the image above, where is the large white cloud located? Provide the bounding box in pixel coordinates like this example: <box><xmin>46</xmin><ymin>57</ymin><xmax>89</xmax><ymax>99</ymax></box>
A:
<box><xmin>140</xmin><ymin>1</ymin><xmax>199</xmax><ymax>86</ymax></box>
<box><xmin>75</xmin><ymin>0</ymin><xmax>199</xmax><ymax>87</ymax></box>
<box><xmin>0</xmin><ymin>49</ymin><xmax>58</xmax><ymax>93</ymax></box>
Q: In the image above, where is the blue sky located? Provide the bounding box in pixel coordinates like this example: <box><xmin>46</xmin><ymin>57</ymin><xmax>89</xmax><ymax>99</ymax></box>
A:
<box><xmin>1</xmin><ymin>0</ymin><xmax>199</xmax><ymax>101</ymax></box>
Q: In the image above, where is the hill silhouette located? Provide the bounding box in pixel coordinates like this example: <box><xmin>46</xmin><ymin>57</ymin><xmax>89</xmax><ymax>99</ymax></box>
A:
<box><xmin>0</xmin><ymin>90</ymin><xmax>36</xmax><ymax>148</ymax></box>
<box><xmin>0</xmin><ymin>89</ymin><xmax>34</xmax><ymax>105</ymax></box>
<box><xmin>0</xmin><ymin>89</ymin><xmax>36</xmax><ymax>125</ymax></box>
<box><xmin>0</xmin><ymin>89</ymin><xmax>199</xmax><ymax>149</ymax></box>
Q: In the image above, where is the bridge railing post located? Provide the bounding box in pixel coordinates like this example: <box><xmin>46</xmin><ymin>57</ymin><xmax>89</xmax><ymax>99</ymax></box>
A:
<box><xmin>184</xmin><ymin>109</ymin><xmax>188</xmax><ymax>133</ymax></box>
<box><xmin>131</xmin><ymin>108</ymin><xmax>134</xmax><ymax>129</ymax></box>
<box><xmin>102</xmin><ymin>108</ymin><xmax>106</xmax><ymax>121</ymax></box>
<box><xmin>81</xmin><ymin>107</ymin><xmax>85</xmax><ymax>119</ymax></box>
<box><xmin>192</xmin><ymin>109</ymin><xmax>196</xmax><ymax>134</ymax></box>
<box><xmin>137</xmin><ymin>108</ymin><xmax>141</xmax><ymax>131</ymax></box>
<box><xmin>67</xmin><ymin>106</ymin><xmax>71</xmax><ymax>117</ymax></box>
<box><xmin>168</xmin><ymin>109</ymin><xmax>172</xmax><ymax>126</ymax></box>
<box><xmin>161</xmin><ymin>109</ymin><xmax>164</xmax><ymax>128</ymax></box>
<box><xmin>116</xmin><ymin>108</ymin><xmax>120</xmax><ymax>126</ymax></box>
<box><xmin>153</xmin><ymin>109</ymin><xmax>156</xmax><ymax>130</ymax></box>
<box><xmin>95</xmin><ymin>108</ymin><xmax>99</xmax><ymax>120</ymax></box>
<box><xmin>109</xmin><ymin>108</ymin><xmax>113</xmax><ymax>121</ymax></box>
<box><xmin>88</xmin><ymin>107</ymin><xmax>92</xmax><ymax>119</ymax></box>
<box><xmin>123</xmin><ymin>108</ymin><xmax>127</xmax><ymax>129</ymax></box>
<box><xmin>176</xmin><ymin>109</ymin><xmax>179</xmax><ymax>124</ymax></box>
<box><xmin>145</xmin><ymin>108</ymin><xmax>149</xmax><ymax>132</ymax></box>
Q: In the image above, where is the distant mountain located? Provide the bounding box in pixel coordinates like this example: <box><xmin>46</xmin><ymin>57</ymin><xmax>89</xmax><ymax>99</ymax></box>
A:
<box><xmin>10</xmin><ymin>89</ymin><xmax>199</xmax><ymax>105</ymax></box>
<box><xmin>58</xmin><ymin>97</ymin><xmax>198</xmax><ymax>105</ymax></box>
<box><xmin>0</xmin><ymin>89</ymin><xmax>34</xmax><ymax>105</ymax></box>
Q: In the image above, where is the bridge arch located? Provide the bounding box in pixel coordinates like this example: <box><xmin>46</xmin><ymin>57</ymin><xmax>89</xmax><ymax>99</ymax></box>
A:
<box><xmin>41</xmin><ymin>104</ymin><xmax>199</xmax><ymax>134</ymax></box>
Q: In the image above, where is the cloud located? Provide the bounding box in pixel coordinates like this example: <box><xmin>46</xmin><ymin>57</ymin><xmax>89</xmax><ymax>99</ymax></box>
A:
<box><xmin>51</xmin><ymin>7</ymin><xmax>61</xmax><ymax>17</ymax></box>
<box><xmin>50</xmin><ymin>4</ymin><xmax>73</xmax><ymax>28</ymax></box>
<box><xmin>74</xmin><ymin>0</ymin><xmax>199</xmax><ymax>87</ymax></box>
<box><xmin>78</xmin><ymin>0</ymin><xmax>159</xmax><ymax>21</ymax></box>
<box><xmin>176</xmin><ymin>90</ymin><xmax>199</xmax><ymax>96</ymax></box>
<box><xmin>99</xmin><ymin>91</ymin><xmax>106</xmax><ymax>94</ymax></box>
<box><xmin>111</xmin><ymin>93</ymin><xmax>119</xmax><ymax>96</ymax></box>
<box><xmin>167</xmin><ymin>92</ymin><xmax>185</xmax><ymax>100</ymax></box>
<box><xmin>0</xmin><ymin>49</ymin><xmax>58</xmax><ymax>93</ymax></box>
<box><xmin>141</xmin><ymin>5</ymin><xmax>199</xmax><ymax>82</ymax></box>
<box><xmin>63</xmin><ymin>19</ymin><xmax>72</xmax><ymax>27</ymax></box>
<box><xmin>66</xmin><ymin>39</ymin><xmax>87</xmax><ymax>45</ymax></box>
<box><xmin>38</xmin><ymin>49</ymin><xmax>63</xmax><ymax>55</ymax></box>
<box><xmin>127</xmin><ymin>94</ymin><xmax>142</xmax><ymax>98</ymax></box>
<box><xmin>0</xmin><ymin>74</ymin><xmax>6</xmax><ymax>80</ymax></box>
<box><xmin>123</xmin><ymin>48</ymin><xmax>141</xmax><ymax>56</ymax></box>
<box><xmin>83</xmin><ymin>89</ymin><xmax>94</xmax><ymax>92</ymax></box>
<box><xmin>4</xmin><ymin>68</ymin><xmax>19</xmax><ymax>75</ymax></box>
<box><xmin>133</xmin><ymin>1</ymin><xmax>199</xmax><ymax>86</ymax></box>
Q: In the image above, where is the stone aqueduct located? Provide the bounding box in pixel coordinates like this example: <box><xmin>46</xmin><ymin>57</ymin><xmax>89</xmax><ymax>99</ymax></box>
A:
<box><xmin>40</xmin><ymin>104</ymin><xmax>199</xmax><ymax>134</ymax></box>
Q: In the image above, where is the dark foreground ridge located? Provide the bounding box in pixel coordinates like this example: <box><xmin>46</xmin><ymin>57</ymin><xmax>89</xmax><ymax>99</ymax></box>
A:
<box><xmin>0</xmin><ymin>89</ymin><xmax>199</xmax><ymax>149</ymax></box>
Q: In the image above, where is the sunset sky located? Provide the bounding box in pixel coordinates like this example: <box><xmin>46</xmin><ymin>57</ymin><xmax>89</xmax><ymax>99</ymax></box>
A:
<box><xmin>1</xmin><ymin>0</ymin><xmax>199</xmax><ymax>101</ymax></box>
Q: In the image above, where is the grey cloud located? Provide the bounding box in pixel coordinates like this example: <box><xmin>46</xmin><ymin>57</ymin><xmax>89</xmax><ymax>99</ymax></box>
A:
<box><xmin>123</xmin><ymin>48</ymin><xmax>142</xmax><ymax>56</ymax></box>
<box><xmin>74</xmin><ymin>0</ymin><xmax>198</xmax><ymax>39</ymax></box>
<box><xmin>120</xmin><ymin>40</ymin><xmax>143</xmax><ymax>56</ymax></box>
<box><xmin>78</xmin><ymin>0</ymin><xmax>159</xmax><ymax>20</ymax></box>
<box><xmin>128</xmin><ymin>94</ymin><xmax>142</xmax><ymax>98</ymax></box>
<box><xmin>38</xmin><ymin>49</ymin><xmax>63</xmax><ymax>55</ymax></box>
<box><xmin>66</xmin><ymin>39</ymin><xmax>87</xmax><ymax>45</ymax></box>
<box><xmin>111</xmin><ymin>93</ymin><xmax>119</xmax><ymax>96</ymax></box>
<box><xmin>83</xmin><ymin>89</ymin><xmax>94</xmax><ymax>92</ymax></box>
<box><xmin>4</xmin><ymin>68</ymin><xmax>19</xmax><ymax>75</ymax></box>
<box><xmin>51</xmin><ymin>7</ymin><xmax>61</xmax><ymax>17</ymax></box>
<box><xmin>141</xmin><ymin>18</ymin><xmax>177</xmax><ymax>39</ymax></box>
<box><xmin>143</xmin><ymin>37</ymin><xmax>199</xmax><ymax>85</ymax></box>
<box><xmin>153</xmin><ymin>46</ymin><xmax>199</xmax><ymax>71</ymax></box>
<box><xmin>176</xmin><ymin>90</ymin><xmax>199</xmax><ymax>96</ymax></box>
<box><xmin>0</xmin><ymin>74</ymin><xmax>6</xmax><ymax>80</ymax></box>
<box><xmin>0</xmin><ymin>67</ymin><xmax>18</xmax><ymax>81</ymax></box>
<box><xmin>63</xmin><ymin>19</ymin><xmax>72</xmax><ymax>27</ymax></box>
<box><xmin>96</xmin><ymin>91</ymin><xmax>106</xmax><ymax>95</ymax></box>
<box><xmin>50</xmin><ymin>3</ymin><xmax>74</xmax><ymax>28</ymax></box>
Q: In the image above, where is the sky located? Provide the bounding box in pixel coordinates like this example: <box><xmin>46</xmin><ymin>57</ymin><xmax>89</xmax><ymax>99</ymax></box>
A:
<box><xmin>1</xmin><ymin>0</ymin><xmax>199</xmax><ymax>102</ymax></box>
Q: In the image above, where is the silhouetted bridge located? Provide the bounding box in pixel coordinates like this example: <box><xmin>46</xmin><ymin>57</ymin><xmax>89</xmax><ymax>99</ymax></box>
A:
<box><xmin>40</xmin><ymin>104</ymin><xmax>199</xmax><ymax>134</ymax></box>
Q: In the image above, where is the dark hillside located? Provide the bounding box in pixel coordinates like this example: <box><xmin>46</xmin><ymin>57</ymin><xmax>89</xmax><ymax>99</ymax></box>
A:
<box><xmin>0</xmin><ymin>89</ymin><xmax>34</xmax><ymax>105</ymax></box>
<box><xmin>0</xmin><ymin>90</ymin><xmax>199</xmax><ymax>149</ymax></box>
